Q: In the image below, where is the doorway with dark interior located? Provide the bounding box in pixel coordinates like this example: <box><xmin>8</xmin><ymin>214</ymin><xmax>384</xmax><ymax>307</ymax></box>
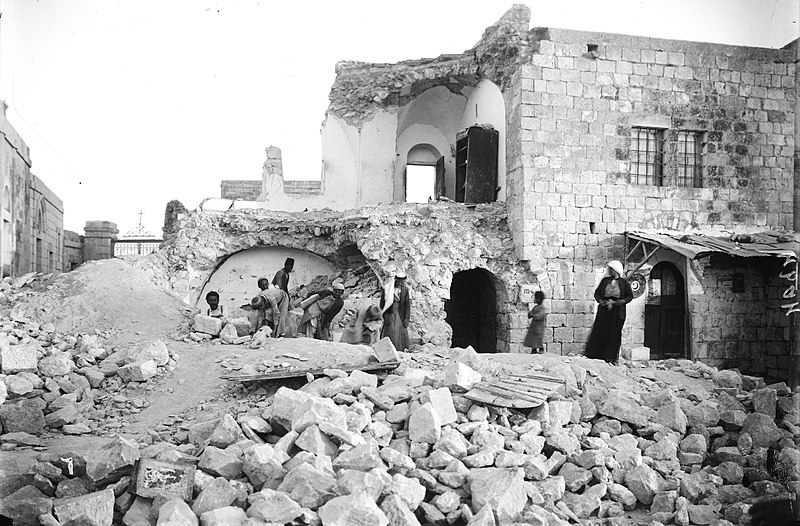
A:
<box><xmin>445</xmin><ymin>268</ymin><xmax>497</xmax><ymax>352</ymax></box>
<box><xmin>644</xmin><ymin>261</ymin><xmax>686</xmax><ymax>358</ymax></box>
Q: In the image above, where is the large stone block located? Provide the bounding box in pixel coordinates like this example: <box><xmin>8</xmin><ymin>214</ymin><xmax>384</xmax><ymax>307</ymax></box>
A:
<box><xmin>39</xmin><ymin>352</ymin><xmax>73</xmax><ymax>377</ymax></box>
<box><xmin>621</xmin><ymin>346</ymin><xmax>650</xmax><ymax>361</ymax></box>
<box><xmin>53</xmin><ymin>488</ymin><xmax>114</xmax><ymax>526</ymax></box>
<box><xmin>0</xmin><ymin>485</ymin><xmax>53</xmax><ymax>526</ymax></box>
<box><xmin>1</xmin><ymin>345</ymin><xmax>38</xmax><ymax>374</ymax></box>
<box><xmin>86</xmin><ymin>436</ymin><xmax>140</xmax><ymax>484</ymax></box>
<box><xmin>0</xmin><ymin>398</ymin><xmax>46</xmax><ymax>434</ymax></box>
<box><xmin>193</xmin><ymin>315</ymin><xmax>222</xmax><ymax>336</ymax></box>
<box><xmin>117</xmin><ymin>360</ymin><xmax>157</xmax><ymax>383</ymax></box>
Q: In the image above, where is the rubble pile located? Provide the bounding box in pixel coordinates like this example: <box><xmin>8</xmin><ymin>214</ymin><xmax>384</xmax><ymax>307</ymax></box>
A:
<box><xmin>0</xmin><ymin>275</ymin><xmax>179</xmax><ymax>440</ymax></box>
<box><xmin>2</xmin><ymin>345</ymin><xmax>799</xmax><ymax>526</ymax></box>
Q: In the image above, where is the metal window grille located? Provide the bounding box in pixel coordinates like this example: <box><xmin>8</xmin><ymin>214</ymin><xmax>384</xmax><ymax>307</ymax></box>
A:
<box><xmin>676</xmin><ymin>131</ymin><xmax>703</xmax><ymax>188</ymax></box>
<box><xmin>630</xmin><ymin>127</ymin><xmax>664</xmax><ymax>186</ymax></box>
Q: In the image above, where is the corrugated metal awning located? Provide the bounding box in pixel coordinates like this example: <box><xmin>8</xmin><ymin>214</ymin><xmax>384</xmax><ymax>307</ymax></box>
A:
<box><xmin>626</xmin><ymin>230</ymin><xmax>800</xmax><ymax>260</ymax></box>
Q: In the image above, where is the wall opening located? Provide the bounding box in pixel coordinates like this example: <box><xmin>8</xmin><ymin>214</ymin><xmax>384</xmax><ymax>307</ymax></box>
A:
<box><xmin>644</xmin><ymin>261</ymin><xmax>686</xmax><ymax>358</ymax></box>
<box><xmin>445</xmin><ymin>268</ymin><xmax>498</xmax><ymax>353</ymax></box>
<box><xmin>405</xmin><ymin>144</ymin><xmax>442</xmax><ymax>203</ymax></box>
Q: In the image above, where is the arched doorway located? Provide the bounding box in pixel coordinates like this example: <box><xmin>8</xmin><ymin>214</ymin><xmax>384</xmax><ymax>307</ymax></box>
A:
<box><xmin>644</xmin><ymin>261</ymin><xmax>686</xmax><ymax>358</ymax></box>
<box><xmin>446</xmin><ymin>268</ymin><xmax>498</xmax><ymax>352</ymax></box>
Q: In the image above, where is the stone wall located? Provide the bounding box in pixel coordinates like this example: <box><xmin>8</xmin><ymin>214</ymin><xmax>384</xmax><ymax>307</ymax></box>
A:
<box><xmin>63</xmin><ymin>230</ymin><xmax>83</xmax><ymax>271</ymax></box>
<box><xmin>220</xmin><ymin>180</ymin><xmax>261</xmax><ymax>200</ymax></box>
<box><xmin>21</xmin><ymin>174</ymin><xmax>64</xmax><ymax>274</ymax></box>
<box><xmin>157</xmin><ymin>203</ymin><xmax>539</xmax><ymax>351</ymax></box>
<box><xmin>506</xmin><ymin>27</ymin><xmax>796</xmax><ymax>354</ymax></box>
<box><xmin>82</xmin><ymin>221</ymin><xmax>118</xmax><ymax>262</ymax></box>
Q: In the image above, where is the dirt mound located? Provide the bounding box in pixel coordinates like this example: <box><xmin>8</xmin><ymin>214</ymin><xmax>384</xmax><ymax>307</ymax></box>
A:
<box><xmin>10</xmin><ymin>258</ymin><xmax>188</xmax><ymax>338</ymax></box>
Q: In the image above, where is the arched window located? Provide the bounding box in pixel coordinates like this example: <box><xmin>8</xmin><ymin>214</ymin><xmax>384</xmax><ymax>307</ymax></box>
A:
<box><xmin>405</xmin><ymin>144</ymin><xmax>441</xmax><ymax>204</ymax></box>
<box><xmin>3</xmin><ymin>186</ymin><xmax>10</xmax><ymax>213</ymax></box>
<box><xmin>35</xmin><ymin>202</ymin><xmax>45</xmax><ymax>233</ymax></box>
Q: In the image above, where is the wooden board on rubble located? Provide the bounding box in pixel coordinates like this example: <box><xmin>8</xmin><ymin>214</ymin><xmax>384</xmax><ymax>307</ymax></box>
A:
<box><xmin>464</xmin><ymin>373</ymin><xmax>565</xmax><ymax>409</ymax></box>
<box><xmin>221</xmin><ymin>360</ymin><xmax>401</xmax><ymax>383</ymax></box>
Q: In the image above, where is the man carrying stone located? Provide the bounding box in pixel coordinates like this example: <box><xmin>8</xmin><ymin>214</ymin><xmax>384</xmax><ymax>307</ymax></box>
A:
<box><xmin>297</xmin><ymin>282</ymin><xmax>345</xmax><ymax>340</ymax></box>
<box><xmin>252</xmin><ymin>277</ymin><xmax>289</xmax><ymax>337</ymax></box>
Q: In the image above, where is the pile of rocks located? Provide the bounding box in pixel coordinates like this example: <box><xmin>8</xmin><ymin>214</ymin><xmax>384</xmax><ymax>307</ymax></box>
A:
<box><xmin>0</xmin><ymin>310</ymin><xmax>177</xmax><ymax>439</ymax></box>
<box><xmin>189</xmin><ymin>314</ymin><xmax>253</xmax><ymax>345</ymax></box>
<box><xmin>3</xmin><ymin>348</ymin><xmax>798</xmax><ymax>525</ymax></box>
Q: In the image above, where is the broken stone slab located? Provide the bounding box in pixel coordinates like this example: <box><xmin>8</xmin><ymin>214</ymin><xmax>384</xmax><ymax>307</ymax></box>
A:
<box><xmin>740</xmin><ymin>413</ymin><xmax>781</xmax><ymax>447</ymax></box>
<box><xmin>5</xmin><ymin>374</ymin><xmax>34</xmax><ymax>396</ymax></box>
<box><xmin>408</xmin><ymin>402</ymin><xmax>441</xmax><ymax>444</ymax></box>
<box><xmin>318</xmin><ymin>492</ymin><xmax>389</xmax><ymax>526</ymax></box>
<box><xmin>468</xmin><ymin>468</ymin><xmax>527</xmax><ymax>523</ymax></box>
<box><xmin>332</xmin><ymin>443</ymin><xmax>384</xmax><ymax>471</ymax></box>
<box><xmin>656</xmin><ymin>400</ymin><xmax>688</xmax><ymax>435</ymax></box>
<box><xmin>117</xmin><ymin>360</ymin><xmax>158</xmax><ymax>383</ymax></box>
<box><xmin>131</xmin><ymin>341</ymin><xmax>170</xmax><ymax>367</ymax></box>
<box><xmin>621</xmin><ymin>346</ymin><xmax>649</xmax><ymax>361</ymax></box>
<box><xmin>53</xmin><ymin>488</ymin><xmax>114</xmax><ymax>526</ymax></box>
<box><xmin>0</xmin><ymin>431</ymin><xmax>43</xmax><ymax>447</ymax></box>
<box><xmin>246</xmin><ymin>488</ymin><xmax>303</xmax><ymax>523</ymax></box>
<box><xmin>292</xmin><ymin>395</ymin><xmax>348</xmax><ymax>434</ymax></box>
<box><xmin>156</xmin><ymin>498</ymin><xmax>197</xmax><ymax>526</ymax></box>
<box><xmin>193</xmin><ymin>315</ymin><xmax>223</xmax><ymax>336</ymax></box>
<box><xmin>561</xmin><ymin>482</ymin><xmax>606</xmax><ymax>519</ymax></box>
<box><xmin>276</xmin><ymin>463</ymin><xmax>336</xmax><ymax>509</ymax></box>
<box><xmin>55</xmin><ymin>478</ymin><xmax>95</xmax><ymax>500</ymax></box>
<box><xmin>712</xmin><ymin>370</ymin><xmax>742</xmax><ymax>390</ymax></box>
<box><xmin>86</xmin><ymin>436</ymin><xmax>141</xmax><ymax>485</ymax></box>
<box><xmin>336</xmin><ymin>469</ymin><xmax>388</xmax><ymax>501</ymax></box>
<box><xmin>191</xmin><ymin>477</ymin><xmax>237</xmax><ymax>516</ymax></box>
<box><xmin>0</xmin><ymin>398</ymin><xmax>46</xmax><ymax>434</ymax></box>
<box><xmin>372</xmin><ymin>337</ymin><xmax>399</xmax><ymax>363</ymax></box>
<box><xmin>197</xmin><ymin>506</ymin><xmax>246</xmax><ymax>526</ymax></box>
<box><xmin>379</xmin><ymin>446</ymin><xmax>416</xmax><ymax>471</ymax></box>
<box><xmin>198</xmin><ymin>446</ymin><xmax>243</xmax><ymax>479</ymax></box>
<box><xmin>380</xmin><ymin>494</ymin><xmax>422</xmax><ymax>526</ymax></box>
<box><xmin>242</xmin><ymin>443</ymin><xmax>287</xmax><ymax>490</ymax></box>
<box><xmin>427</xmin><ymin>387</ymin><xmax>457</xmax><ymax>425</ymax></box>
<box><xmin>387</xmin><ymin>474</ymin><xmax>426</xmax><ymax>511</ymax></box>
<box><xmin>442</xmin><ymin>361</ymin><xmax>482</xmax><ymax>392</ymax></box>
<box><xmin>1</xmin><ymin>344</ymin><xmax>39</xmax><ymax>374</ymax></box>
<box><xmin>598</xmin><ymin>390</ymin><xmax>650</xmax><ymax>427</ymax></box>
<box><xmin>209</xmin><ymin>414</ymin><xmax>246</xmax><ymax>448</ymax></box>
<box><xmin>122</xmin><ymin>495</ymin><xmax>152</xmax><ymax>526</ymax></box>
<box><xmin>45</xmin><ymin>404</ymin><xmax>80</xmax><ymax>428</ymax></box>
<box><xmin>434</xmin><ymin>427</ymin><xmax>470</xmax><ymax>459</ymax></box>
<box><xmin>295</xmin><ymin>425</ymin><xmax>337</xmax><ymax>457</ymax></box>
<box><xmin>752</xmin><ymin>388</ymin><xmax>777</xmax><ymax>419</ymax></box>
<box><xmin>625</xmin><ymin>464</ymin><xmax>664</xmax><ymax>505</ymax></box>
<box><xmin>218</xmin><ymin>323</ymin><xmax>238</xmax><ymax>344</ymax></box>
<box><xmin>39</xmin><ymin>352</ymin><xmax>73</xmax><ymax>377</ymax></box>
<box><xmin>361</xmin><ymin>386</ymin><xmax>395</xmax><ymax>411</ymax></box>
<box><xmin>0</xmin><ymin>485</ymin><xmax>53</xmax><ymax>526</ymax></box>
<box><xmin>558</xmin><ymin>463</ymin><xmax>592</xmax><ymax>492</ymax></box>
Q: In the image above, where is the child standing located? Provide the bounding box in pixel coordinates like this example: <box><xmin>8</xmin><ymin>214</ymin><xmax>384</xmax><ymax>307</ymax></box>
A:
<box><xmin>206</xmin><ymin>291</ymin><xmax>224</xmax><ymax>318</ymax></box>
<box><xmin>524</xmin><ymin>290</ymin><xmax>548</xmax><ymax>354</ymax></box>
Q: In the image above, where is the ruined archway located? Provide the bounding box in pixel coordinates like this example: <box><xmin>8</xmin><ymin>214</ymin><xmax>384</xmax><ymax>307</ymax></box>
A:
<box><xmin>446</xmin><ymin>268</ymin><xmax>502</xmax><ymax>353</ymax></box>
<box><xmin>197</xmin><ymin>246</ymin><xmax>341</xmax><ymax>312</ymax></box>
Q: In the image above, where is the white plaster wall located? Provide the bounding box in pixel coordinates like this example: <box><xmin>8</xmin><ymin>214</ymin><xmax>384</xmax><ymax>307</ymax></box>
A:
<box><xmin>197</xmin><ymin>246</ymin><xmax>338</xmax><ymax>312</ymax></box>
<box><xmin>395</xmin><ymin>87</ymin><xmax>468</xmax><ymax>201</ymax></box>
<box><xmin>460</xmin><ymin>78</ymin><xmax>507</xmax><ymax>202</ymax></box>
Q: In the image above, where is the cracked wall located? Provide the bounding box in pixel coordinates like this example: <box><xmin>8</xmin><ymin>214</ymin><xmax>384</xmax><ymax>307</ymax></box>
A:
<box><xmin>158</xmin><ymin>203</ymin><xmax>538</xmax><ymax>351</ymax></box>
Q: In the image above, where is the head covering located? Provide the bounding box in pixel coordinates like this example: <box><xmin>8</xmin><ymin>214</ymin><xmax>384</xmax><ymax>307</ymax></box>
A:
<box><xmin>365</xmin><ymin>304</ymin><xmax>382</xmax><ymax>320</ymax></box>
<box><xmin>332</xmin><ymin>282</ymin><xmax>345</xmax><ymax>291</ymax></box>
<box><xmin>607</xmin><ymin>260</ymin><xmax>624</xmax><ymax>277</ymax></box>
<box><xmin>250</xmin><ymin>295</ymin><xmax>265</xmax><ymax>309</ymax></box>
<box><xmin>395</xmin><ymin>271</ymin><xmax>407</xmax><ymax>279</ymax></box>
<box><xmin>284</xmin><ymin>257</ymin><xmax>295</xmax><ymax>267</ymax></box>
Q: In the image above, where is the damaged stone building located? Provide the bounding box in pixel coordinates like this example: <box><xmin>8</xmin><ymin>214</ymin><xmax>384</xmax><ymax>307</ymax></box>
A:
<box><xmin>208</xmin><ymin>5</ymin><xmax>797</xmax><ymax>381</ymax></box>
<box><xmin>0</xmin><ymin>102</ymin><xmax>65</xmax><ymax>277</ymax></box>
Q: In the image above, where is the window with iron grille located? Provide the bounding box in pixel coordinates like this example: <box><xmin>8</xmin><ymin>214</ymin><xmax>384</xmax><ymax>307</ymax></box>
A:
<box><xmin>675</xmin><ymin>130</ymin><xmax>703</xmax><ymax>187</ymax></box>
<box><xmin>630</xmin><ymin>127</ymin><xmax>664</xmax><ymax>186</ymax></box>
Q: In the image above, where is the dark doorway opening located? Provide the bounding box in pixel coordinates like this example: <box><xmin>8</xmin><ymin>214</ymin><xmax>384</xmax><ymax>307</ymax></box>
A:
<box><xmin>644</xmin><ymin>261</ymin><xmax>686</xmax><ymax>358</ymax></box>
<box><xmin>445</xmin><ymin>268</ymin><xmax>497</xmax><ymax>352</ymax></box>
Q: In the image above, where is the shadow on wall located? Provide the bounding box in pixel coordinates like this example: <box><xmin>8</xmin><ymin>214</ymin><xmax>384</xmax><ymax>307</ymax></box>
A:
<box><xmin>197</xmin><ymin>246</ymin><xmax>339</xmax><ymax>313</ymax></box>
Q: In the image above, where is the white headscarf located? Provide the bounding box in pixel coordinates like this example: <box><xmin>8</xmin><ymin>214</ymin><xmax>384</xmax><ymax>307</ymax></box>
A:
<box><xmin>607</xmin><ymin>260</ymin><xmax>624</xmax><ymax>277</ymax></box>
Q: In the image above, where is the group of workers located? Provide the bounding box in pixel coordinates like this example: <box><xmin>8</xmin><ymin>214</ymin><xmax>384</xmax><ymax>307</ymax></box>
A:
<box><xmin>207</xmin><ymin>256</ymin><xmax>413</xmax><ymax>351</ymax></box>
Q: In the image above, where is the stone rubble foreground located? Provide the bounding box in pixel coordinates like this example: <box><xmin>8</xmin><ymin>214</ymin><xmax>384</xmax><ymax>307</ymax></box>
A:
<box><xmin>1</xmin><ymin>328</ymin><xmax>800</xmax><ymax>526</ymax></box>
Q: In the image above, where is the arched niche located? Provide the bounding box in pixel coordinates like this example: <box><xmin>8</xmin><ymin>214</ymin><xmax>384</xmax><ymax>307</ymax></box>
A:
<box><xmin>197</xmin><ymin>246</ymin><xmax>339</xmax><ymax>312</ymax></box>
<box><xmin>405</xmin><ymin>144</ymin><xmax>441</xmax><ymax>203</ymax></box>
<box><xmin>460</xmin><ymin>78</ymin><xmax>507</xmax><ymax>202</ymax></box>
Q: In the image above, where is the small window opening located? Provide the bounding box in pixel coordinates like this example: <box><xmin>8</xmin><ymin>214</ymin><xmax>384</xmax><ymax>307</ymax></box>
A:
<box><xmin>587</xmin><ymin>44</ymin><xmax>598</xmax><ymax>53</ymax></box>
<box><xmin>589</xmin><ymin>222</ymin><xmax>596</xmax><ymax>234</ymax></box>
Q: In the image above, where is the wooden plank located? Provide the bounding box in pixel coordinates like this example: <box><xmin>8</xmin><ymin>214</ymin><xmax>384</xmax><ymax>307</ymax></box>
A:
<box><xmin>506</xmin><ymin>373</ymin><xmax>566</xmax><ymax>384</ymax></box>
<box><xmin>470</xmin><ymin>383</ymin><xmax>547</xmax><ymax>404</ymax></box>
<box><xmin>465</xmin><ymin>388</ymin><xmax>539</xmax><ymax>409</ymax></box>
<box><xmin>490</xmin><ymin>380</ymin><xmax>560</xmax><ymax>396</ymax></box>
<box><xmin>221</xmin><ymin>360</ymin><xmax>400</xmax><ymax>383</ymax></box>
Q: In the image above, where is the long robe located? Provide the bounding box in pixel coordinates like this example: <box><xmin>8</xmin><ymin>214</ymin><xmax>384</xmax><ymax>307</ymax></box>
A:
<box><xmin>257</xmin><ymin>287</ymin><xmax>289</xmax><ymax>337</ymax></box>
<box><xmin>380</xmin><ymin>282</ymin><xmax>411</xmax><ymax>351</ymax></box>
<box><xmin>341</xmin><ymin>302</ymin><xmax>383</xmax><ymax>345</ymax></box>
<box><xmin>523</xmin><ymin>303</ymin><xmax>549</xmax><ymax>350</ymax></box>
<box><xmin>585</xmin><ymin>276</ymin><xmax>633</xmax><ymax>363</ymax></box>
<box><xmin>298</xmin><ymin>291</ymin><xmax>344</xmax><ymax>340</ymax></box>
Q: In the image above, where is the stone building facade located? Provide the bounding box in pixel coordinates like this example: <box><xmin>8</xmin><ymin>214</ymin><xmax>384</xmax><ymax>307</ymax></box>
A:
<box><xmin>201</xmin><ymin>5</ymin><xmax>797</xmax><ymax>380</ymax></box>
<box><xmin>0</xmin><ymin>103</ymin><xmax>64</xmax><ymax>277</ymax></box>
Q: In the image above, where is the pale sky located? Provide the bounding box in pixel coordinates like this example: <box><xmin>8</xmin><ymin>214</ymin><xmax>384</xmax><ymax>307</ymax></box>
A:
<box><xmin>0</xmin><ymin>0</ymin><xmax>797</xmax><ymax>235</ymax></box>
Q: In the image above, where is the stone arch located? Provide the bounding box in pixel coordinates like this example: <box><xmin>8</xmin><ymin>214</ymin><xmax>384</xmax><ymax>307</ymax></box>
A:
<box><xmin>460</xmin><ymin>78</ymin><xmax>507</xmax><ymax>201</ymax></box>
<box><xmin>196</xmin><ymin>246</ymin><xmax>342</xmax><ymax>311</ymax></box>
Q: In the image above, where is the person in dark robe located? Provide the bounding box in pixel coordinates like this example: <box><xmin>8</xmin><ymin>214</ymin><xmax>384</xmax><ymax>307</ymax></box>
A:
<box><xmin>585</xmin><ymin>260</ymin><xmax>633</xmax><ymax>364</ymax></box>
<box><xmin>272</xmin><ymin>258</ymin><xmax>294</xmax><ymax>294</ymax></box>
<box><xmin>297</xmin><ymin>282</ymin><xmax>345</xmax><ymax>340</ymax></box>
<box><xmin>523</xmin><ymin>290</ymin><xmax>548</xmax><ymax>354</ymax></box>
<box><xmin>380</xmin><ymin>272</ymin><xmax>411</xmax><ymax>351</ymax></box>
